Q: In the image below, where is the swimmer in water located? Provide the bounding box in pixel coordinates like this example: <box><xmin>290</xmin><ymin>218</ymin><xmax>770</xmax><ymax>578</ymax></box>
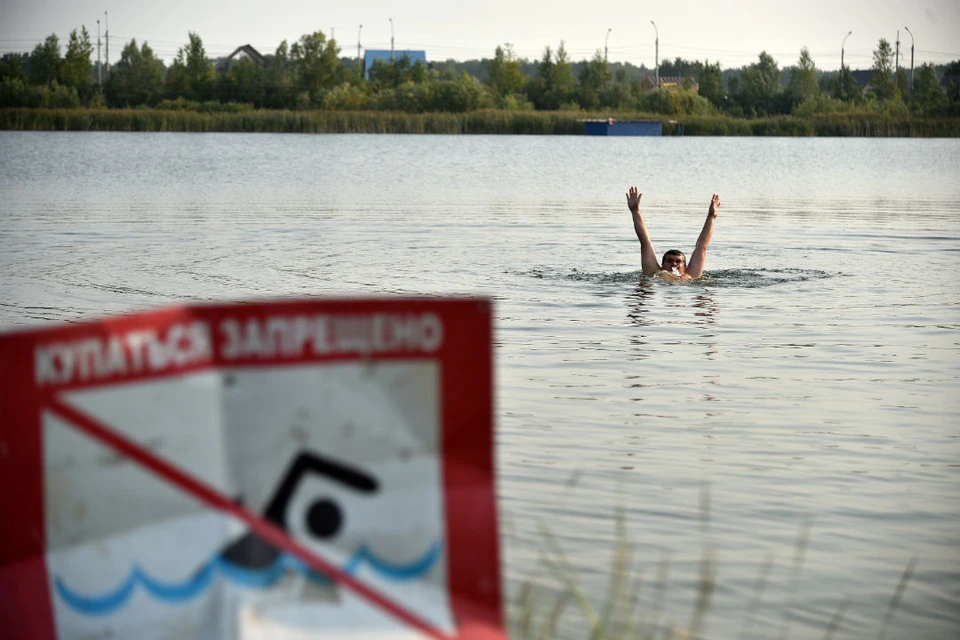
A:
<box><xmin>625</xmin><ymin>186</ymin><xmax>720</xmax><ymax>281</ymax></box>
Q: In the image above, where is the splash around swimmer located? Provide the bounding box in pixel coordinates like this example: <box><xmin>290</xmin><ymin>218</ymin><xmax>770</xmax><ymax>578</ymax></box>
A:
<box><xmin>625</xmin><ymin>187</ymin><xmax>720</xmax><ymax>281</ymax></box>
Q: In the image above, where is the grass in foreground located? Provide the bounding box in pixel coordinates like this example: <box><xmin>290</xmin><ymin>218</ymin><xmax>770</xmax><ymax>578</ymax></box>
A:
<box><xmin>509</xmin><ymin>486</ymin><xmax>918</xmax><ymax>639</ymax></box>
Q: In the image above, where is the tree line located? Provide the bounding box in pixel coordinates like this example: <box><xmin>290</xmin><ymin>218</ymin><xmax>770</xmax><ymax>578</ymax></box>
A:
<box><xmin>2</xmin><ymin>27</ymin><xmax>958</xmax><ymax>118</ymax></box>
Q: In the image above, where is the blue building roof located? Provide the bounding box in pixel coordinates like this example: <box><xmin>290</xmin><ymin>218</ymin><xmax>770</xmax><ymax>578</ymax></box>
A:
<box><xmin>363</xmin><ymin>49</ymin><xmax>427</xmax><ymax>79</ymax></box>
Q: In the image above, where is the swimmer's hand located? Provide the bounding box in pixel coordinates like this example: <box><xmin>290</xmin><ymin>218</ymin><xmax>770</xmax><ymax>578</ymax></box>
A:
<box><xmin>626</xmin><ymin>186</ymin><xmax>642</xmax><ymax>212</ymax></box>
<box><xmin>708</xmin><ymin>194</ymin><xmax>720</xmax><ymax>217</ymax></box>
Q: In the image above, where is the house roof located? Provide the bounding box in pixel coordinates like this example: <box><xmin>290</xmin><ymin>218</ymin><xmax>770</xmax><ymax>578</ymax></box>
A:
<box><xmin>641</xmin><ymin>76</ymin><xmax>700</xmax><ymax>91</ymax></box>
<box><xmin>850</xmin><ymin>69</ymin><xmax>873</xmax><ymax>88</ymax></box>
<box><xmin>215</xmin><ymin>45</ymin><xmax>266</xmax><ymax>70</ymax></box>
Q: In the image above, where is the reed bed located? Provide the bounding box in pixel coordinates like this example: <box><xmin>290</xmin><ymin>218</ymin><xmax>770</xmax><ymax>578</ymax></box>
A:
<box><xmin>0</xmin><ymin>108</ymin><xmax>583</xmax><ymax>135</ymax></box>
<box><xmin>510</xmin><ymin>486</ymin><xmax>919</xmax><ymax>639</ymax></box>
<box><xmin>3</xmin><ymin>107</ymin><xmax>958</xmax><ymax>136</ymax></box>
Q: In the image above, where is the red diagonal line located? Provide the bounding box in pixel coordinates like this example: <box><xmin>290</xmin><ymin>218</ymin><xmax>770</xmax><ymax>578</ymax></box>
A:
<box><xmin>45</xmin><ymin>397</ymin><xmax>449</xmax><ymax>640</ymax></box>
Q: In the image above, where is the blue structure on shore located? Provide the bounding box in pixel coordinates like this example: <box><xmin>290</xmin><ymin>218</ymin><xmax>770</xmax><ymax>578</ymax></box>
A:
<box><xmin>584</xmin><ymin>120</ymin><xmax>662</xmax><ymax>136</ymax></box>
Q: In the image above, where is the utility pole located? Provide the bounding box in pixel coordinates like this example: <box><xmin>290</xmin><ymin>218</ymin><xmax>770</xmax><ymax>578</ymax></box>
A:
<box><xmin>357</xmin><ymin>24</ymin><xmax>362</xmax><ymax>75</ymax></box>
<box><xmin>104</xmin><ymin>11</ymin><xmax>109</xmax><ymax>82</ymax></box>
<box><xmin>650</xmin><ymin>21</ymin><xmax>659</xmax><ymax>87</ymax></box>
<box><xmin>904</xmin><ymin>26</ymin><xmax>915</xmax><ymax>90</ymax></box>
<box><xmin>96</xmin><ymin>19</ymin><xmax>102</xmax><ymax>85</ymax></box>
<box><xmin>604</xmin><ymin>28</ymin><xmax>611</xmax><ymax>62</ymax></box>
<box><xmin>895</xmin><ymin>29</ymin><xmax>900</xmax><ymax>76</ymax></box>
<box><xmin>389</xmin><ymin>18</ymin><xmax>394</xmax><ymax>61</ymax></box>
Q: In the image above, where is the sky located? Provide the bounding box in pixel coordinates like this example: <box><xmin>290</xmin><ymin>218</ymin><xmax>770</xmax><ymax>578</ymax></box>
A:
<box><xmin>1</xmin><ymin>0</ymin><xmax>958</xmax><ymax>72</ymax></box>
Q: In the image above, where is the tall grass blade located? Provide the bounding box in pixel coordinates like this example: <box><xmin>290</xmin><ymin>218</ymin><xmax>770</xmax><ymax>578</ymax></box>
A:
<box><xmin>599</xmin><ymin>508</ymin><xmax>631</xmax><ymax>638</ymax></box>
<box><xmin>540</xmin><ymin>591</ymin><xmax>572</xmax><ymax>640</ymax></box>
<box><xmin>689</xmin><ymin>545</ymin><xmax>716</xmax><ymax>640</ymax></box>
<box><xmin>820</xmin><ymin>596</ymin><xmax>850</xmax><ymax>640</ymax></box>
<box><xmin>779</xmin><ymin>518</ymin><xmax>814</xmax><ymax>640</ymax></box>
<box><xmin>538</xmin><ymin>522</ymin><xmax>600</xmax><ymax>630</ymax></box>
<box><xmin>639</xmin><ymin>554</ymin><xmax>670</xmax><ymax>640</ymax></box>
<box><xmin>737</xmin><ymin>553</ymin><xmax>774</xmax><ymax>639</ymax></box>
<box><xmin>516</xmin><ymin>581</ymin><xmax>536</xmax><ymax>639</ymax></box>
<box><xmin>878</xmin><ymin>557</ymin><xmax>918</xmax><ymax>640</ymax></box>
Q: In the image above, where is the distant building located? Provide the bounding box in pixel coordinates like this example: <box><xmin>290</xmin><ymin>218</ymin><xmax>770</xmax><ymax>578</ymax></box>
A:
<box><xmin>641</xmin><ymin>76</ymin><xmax>699</xmax><ymax>93</ymax></box>
<box><xmin>850</xmin><ymin>69</ymin><xmax>873</xmax><ymax>91</ymax></box>
<box><xmin>944</xmin><ymin>75</ymin><xmax>959</xmax><ymax>98</ymax></box>
<box><xmin>215</xmin><ymin>45</ymin><xmax>266</xmax><ymax>72</ymax></box>
<box><xmin>363</xmin><ymin>49</ymin><xmax>427</xmax><ymax>79</ymax></box>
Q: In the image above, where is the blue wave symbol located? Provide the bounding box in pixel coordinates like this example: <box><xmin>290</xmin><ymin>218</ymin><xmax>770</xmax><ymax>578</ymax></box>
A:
<box><xmin>55</xmin><ymin>540</ymin><xmax>443</xmax><ymax>616</ymax></box>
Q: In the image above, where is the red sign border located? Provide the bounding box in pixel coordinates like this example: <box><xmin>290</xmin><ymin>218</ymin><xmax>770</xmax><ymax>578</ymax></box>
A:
<box><xmin>0</xmin><ymin>297</ymin><xmax>503</xmax><ymax>639</ymax></box>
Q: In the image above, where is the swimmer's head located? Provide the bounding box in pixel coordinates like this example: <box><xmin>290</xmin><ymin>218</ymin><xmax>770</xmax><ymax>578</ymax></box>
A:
<box><xmin>662</xmin><ymin>250</ymin><xmax>686</xmax><ymax>275</ymax></box>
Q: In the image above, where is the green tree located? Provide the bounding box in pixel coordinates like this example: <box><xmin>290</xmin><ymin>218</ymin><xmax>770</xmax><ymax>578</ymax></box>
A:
<box><xmin>164</xmin><ymin>60</ymin><xmax>190</xmax><ymax>100</ymax></box>
<box><xmin>0</xmin><ymin>76</ymin><xmax>28</xmax><ymax>107</ymax></box>
<box><xmin>405</xmin><ymin>60</ymin><xmax>428</xmax><ymax>84</ymax></box>
<box><xmin>217</xmin><ymin>56</ymin><xmax>265</xmax><ymax>106</ymax></box>
<box><xmin>944</xmin><ymin>61</ymin><xmax>960</xmax><ymax>106</ymax></box>
<box><xmin>659</xmin><ymin>57</ymin><xmax>703</xmax><ymax>78</ymax></box>
<box><xmin>832</xmin><ymin>66</ymin><xmax>862</xmax><ymax>102</ymax></box>
<box><xmin>60</xmin><ymin>28</ymin><xmax>94</xmax><ymax>98</ymax></box>
<box><xmin>602</xmin><ymin>66</ymin><xmax>635</xmax><ymax>109</ymax></box>
<box><xmin>106</xmin><ymin>39</ymin><xmax>165</xmax><ymax>106</ymax></box>
<box><xmin>895</xmin><ymin>68</ymin><xmax>908</xmax><ymax>98</ymax></box>
<box><xmin>909</xmin><ymin>63</ymin><xmax>946</xmax><ymax>114</ymax></box>
<box><xmin>528</xmin><ymin>45</ymin><xmax>554</xmax><ymax>108</ymax></box>
<box><xmin>787</xmin><ymin>47</ymin><xmax>820</xmax><ymax>105</ymax></box>
<box><xmin>552</xmin><ymin>43</ymin><xmax>577</xmax><ymax>107</ymax></box>
<box><xmin>368</xmin><ymin>54</ymin><xmax>426</xmax><ymax>89</ymax></box>
<box><xmin>638</xmin><ymin>87</ymin><xmax>679</xmax><ymax>114</ymax></box>
<box><xmin>289</xmin><ymin>31</ymin><xmax>342</xmax><ymax>104</ymax></box>
<box><xmin>166</xmin><ymin>32</ymin><xmax>215</xmax><ymax>101</ymax></box>
<box><xmin>528</xmin><ymin>42</ymin><xmax>576</xmax><ymax>110</ymax></box>
<box><xmin>486</xmin><ymin>44</ymin><xmax>526</xmax><ymax>100</ymax></box>
<box><xmin>1</xmin><ymin>53</ymin><xmax>29</xmax><ymax>83</ymax></box>
<box><xmin>29</xmin><ymin>34</ymin><xmax>62</xmax><ymax>86</ymax></box>
<box><xmin>25</xmin><ymin>81</ymin><xmax>79</xmax><ymax>108</ymax></box>
<box><xmin>322</xmin><ymin>82</ymin><xmax>369</xmax><ymax>109</ymax></box>
<box><xmin>698</xmin><ymin>59</ymin><xmax>723</xmax><ymax>106</ymax></box>
<box><xmin>738</xmin><ymin>51</ymin><xmax>782</xmax><ymax>115</ymax></box>
<box><xmin>578</xmin><ymin>50</ymin><xmax>611</xmax><ymax>109</ymax></box>
<box><xmin>870</xmin><ymin>38</ymin><xmax>896</xmax><ymax>100</ymax></box>
<box><xmin>184</xmin><ymin>32</ymin><xmax>214</xmax><ymax>99</ymax></box>
<box><xmin>527</xmin><ymin>45</ymin><xmax>559</xmax><ymax>109</ymax></box>
<box><xmin>264</xmin><ymin>40</ymin><xmax>294</xmax><ymax>108</ymax></box>
<box><xmin>429</xmin><ymin>72</ymin><xmax>491</xmax><ymax>112</ymax></box>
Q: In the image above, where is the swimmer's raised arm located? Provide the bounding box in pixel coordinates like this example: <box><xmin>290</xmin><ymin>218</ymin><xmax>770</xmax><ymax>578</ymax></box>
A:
<box><xmin>626</xmin><ymin>187</ymin><xmax>661</xmax><ymax>276</ymax></box>
<box><xmin>684</xmin><ymin>194</ymin><xmax>720</xmax><ymax>280</ymax></box>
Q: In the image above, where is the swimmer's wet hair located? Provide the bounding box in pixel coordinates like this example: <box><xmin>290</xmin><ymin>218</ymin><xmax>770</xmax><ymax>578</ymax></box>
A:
<box><xmin>662</xmin><ymin>249</ymin><xmax>686</xmax><ymax>265</ymax></box>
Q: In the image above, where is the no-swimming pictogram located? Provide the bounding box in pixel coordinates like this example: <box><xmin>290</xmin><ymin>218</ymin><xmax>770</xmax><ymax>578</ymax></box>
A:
<box><xmin>0</xmin><ymin>298</ymin><xmax>503</xmax><ymax>639</ymax></box>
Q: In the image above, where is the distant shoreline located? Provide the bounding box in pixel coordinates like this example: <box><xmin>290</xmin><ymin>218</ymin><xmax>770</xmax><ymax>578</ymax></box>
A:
<box><xmin>2</xmin><ymin>108</ymin><xmax>958</xmax><ymax>137</ymax></box>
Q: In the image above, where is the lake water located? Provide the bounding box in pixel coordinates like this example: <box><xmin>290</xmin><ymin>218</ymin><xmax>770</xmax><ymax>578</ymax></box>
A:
<box><xmin>1</xmin><ymin>132</ymin><xmax>958</xmax><ymax>639</ymax></box>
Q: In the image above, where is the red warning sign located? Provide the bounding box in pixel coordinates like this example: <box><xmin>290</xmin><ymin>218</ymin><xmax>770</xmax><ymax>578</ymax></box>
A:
<box><xmin>0</xmin><ymin>298</ymin><xmax>503</xmax><ymax>639</ymax></box>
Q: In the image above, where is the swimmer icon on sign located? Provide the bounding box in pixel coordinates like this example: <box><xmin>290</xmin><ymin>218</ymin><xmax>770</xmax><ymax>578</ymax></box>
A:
<box><xmin>218</xmin><ymin>449</ymin><xmax>443</xmax><ymax>591</ymax></box>
<box><xmin>222</xmin><ymin>451</ymin><xmax>380</xmax><ymax>571</ymax></box>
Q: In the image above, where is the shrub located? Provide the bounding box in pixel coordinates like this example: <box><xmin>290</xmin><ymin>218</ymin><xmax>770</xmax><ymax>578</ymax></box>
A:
<box><xmin>499</xmin><ymin>93</ymin><xmax>535</xmax><ymax>111</ymax></box>
<box><xmin>637</xmin><ymin>88</ymin><xmax>679</xmax><ymax>115</ymax></box>
<box><xmin>156</xmin><ymin>97</ymin><xmax>200</xmax><ymax>111</ymax></box>
<box><xmin>0</xmin><ymin>77</ymin><xmax>27</xmax><ymax>107</ymax></box>
<box><xmin>23</xmin><ymin>81</ymin><xmax>80</xmax><ymax>109</ymax></box>
<box><xmin>323</xmin><ymin>83</ymin><xmax>369</xmax><ymax>110</ymax></box>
